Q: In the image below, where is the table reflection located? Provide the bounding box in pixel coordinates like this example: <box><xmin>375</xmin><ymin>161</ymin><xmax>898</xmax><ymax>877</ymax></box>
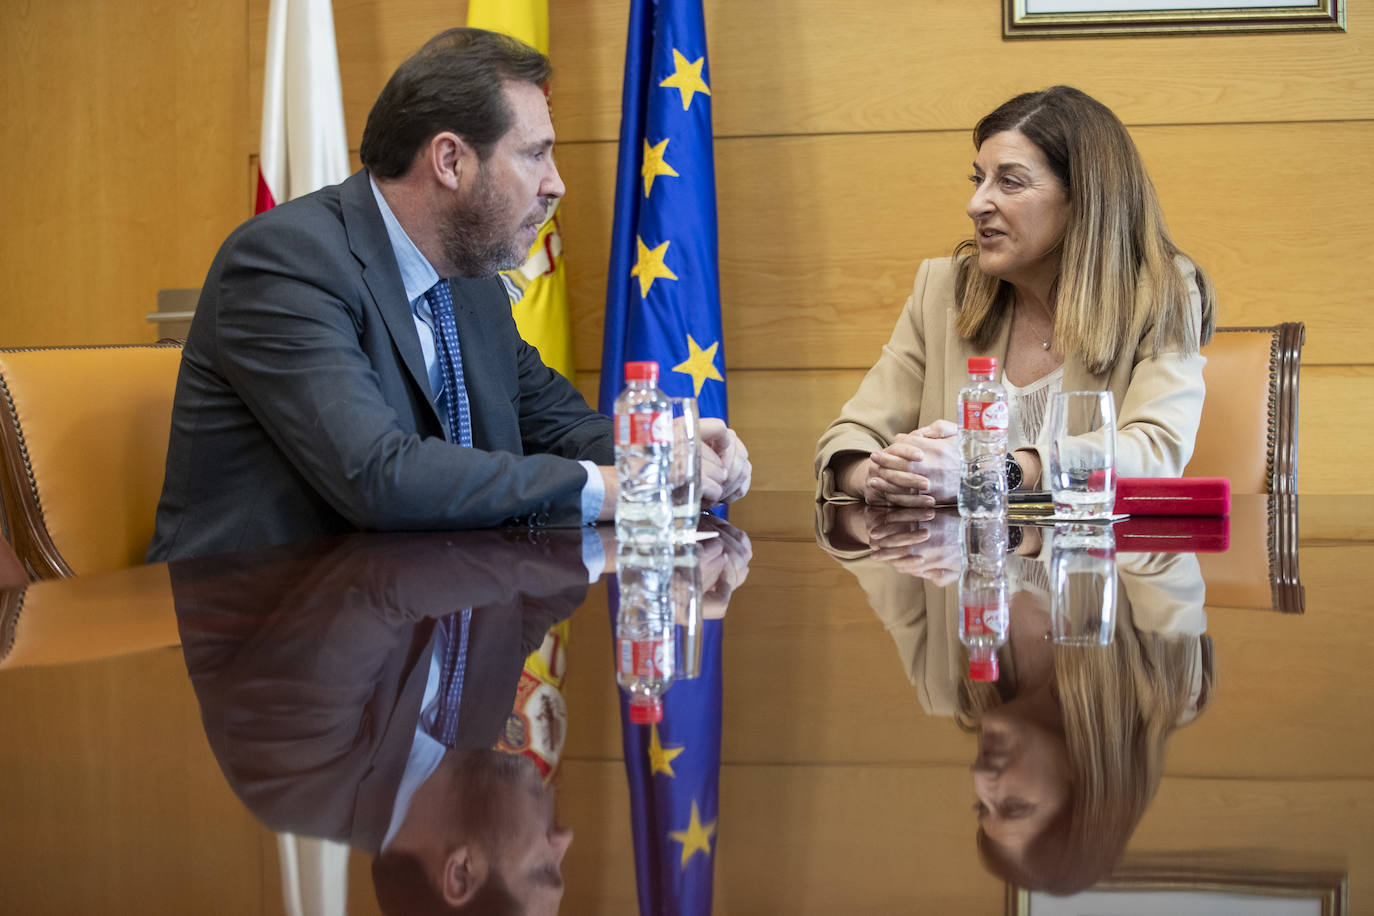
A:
<box><xmin>817</xmin><ymin>504</ymin><xmax>1213</xmax><ymax>896</ymax></box>
<box><xmin>166</xmin><ymin>518</ymin><xmax>753</xmax><ymax>915</ymax></box>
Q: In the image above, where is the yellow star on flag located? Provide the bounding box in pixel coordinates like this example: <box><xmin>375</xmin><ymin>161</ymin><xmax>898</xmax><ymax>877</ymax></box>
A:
<box><xmin>659</xmin><ymin>48</ymin><xmax>711</xmax><ymax>111</ymax></box>
<box><xmin>667</xmin><ymin>800</ymin><xmax>717</xmax><ymax>869</ymax></box>
<box><xmin>641</xmin><ymin>138</ymin><xmax>680</xmax><ymax>197</ymax></box>
<box><xmin>672</xmin><ymin>334</ymin><xmax>724</xmax><ymax>396</ymax></box>
<box><xmin>631</xmin><ymin>237</ymin><xmax>678</xmax><ymax>298</ymax></box>
<box><xmin>647</xmin><ymin>724</ymin><xmax>685</xmax><ymax>777</ymax></box>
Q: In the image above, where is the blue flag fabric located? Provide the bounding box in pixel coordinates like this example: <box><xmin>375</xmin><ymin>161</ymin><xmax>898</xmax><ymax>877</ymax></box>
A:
<box><xmin>599</xmin><ymin>0</ymin><xmax>726</xmax><ymax>425</ymax></box>
<box><xmin>602</xmin><ymin>3</ymin><xmax>725</xmax><ymax>913</ymax></box>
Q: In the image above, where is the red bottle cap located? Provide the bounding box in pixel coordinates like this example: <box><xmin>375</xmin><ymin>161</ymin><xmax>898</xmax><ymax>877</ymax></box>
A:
<box><xmin>629</xmin><ymin>696</ymin><xmax>663</xmax><ymax>724</ymax></box>
<box><xmin>624</xmin><ymin>361</ymin><xmax>660</xmax><ymax>383</ymax></box>
<box><xmin>968</xmin><ymin>356</ymin><xmax>997</xmax><ymax>375</ymax></box>
<box><xmin>968</xmin><ymin>646</ymin><xmax>999</xmax><ymax>682</ymax></box>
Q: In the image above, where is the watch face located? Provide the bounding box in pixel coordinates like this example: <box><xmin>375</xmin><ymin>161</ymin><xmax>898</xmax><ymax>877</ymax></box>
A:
<box><xmin>1005</xmin><ymin>455</ymin><xmax>1023</xmax><ymax>490</ymax></box>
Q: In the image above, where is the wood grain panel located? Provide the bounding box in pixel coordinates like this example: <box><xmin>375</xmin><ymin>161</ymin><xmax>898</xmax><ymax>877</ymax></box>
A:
<box><xmin>0</xmin><ymin>0</ymin><xmax>248</xmax><ymax>347</ymax></box>
<box><xmin>579</xmin><ymin>365</ymin><xmax>1374</xmax><ymax>496</ymax></box>
<box><xmin>268</xmin><ymin>0</ymin><xmax>1374</xmax><ymax>145</ymax></box>
<box><xmin>558</xmin><ymin>121</ymin><xmax>1374</xmax><ymax>371</ymax></box>
<box><xmin>549</xmin><ymin>0</ymin><xmax>1374</xmax><ymax>142</ymax></box>
<box><xmin>0</xmin><ymin>649</ymin><xmax>268</xmax><ymax>914</ymax></box>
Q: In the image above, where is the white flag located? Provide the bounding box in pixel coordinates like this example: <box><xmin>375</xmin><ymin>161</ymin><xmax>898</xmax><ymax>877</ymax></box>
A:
<box><xmin>256</xmin><ymin>0</ymin><xmax>349</xmax><ymax>212</ymax></box>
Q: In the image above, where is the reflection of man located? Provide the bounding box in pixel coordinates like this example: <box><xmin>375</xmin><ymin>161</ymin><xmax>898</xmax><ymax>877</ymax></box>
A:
<box><xmin>172</xmin><ymin>529</ymin><xmax>599</xmax><ymax>913</ymax></box>
<box><xmin>374</xmin><ymin>749</ymin><xmax>569</xmax><ymax>915</ymax></box>
<box><xmin>149</xmin><ymin>27</ymin><xmax>749</xmax><ymax>563</ymax></box>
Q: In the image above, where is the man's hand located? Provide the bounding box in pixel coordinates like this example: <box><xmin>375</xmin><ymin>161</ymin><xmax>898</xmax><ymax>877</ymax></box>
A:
<box><xmin>697</xmin><ymin>520</ymin><xmax>753</xmax><ymax>619</ymax></box>
<box><xmin>596</xmin><ymin>466</ymin><xmax>619</xmax><ymax>523</ymax></box>
<box><xmin>699</xmin><ymin>417</ymin><xmax>751</xmax><ymax>507</ymax></box>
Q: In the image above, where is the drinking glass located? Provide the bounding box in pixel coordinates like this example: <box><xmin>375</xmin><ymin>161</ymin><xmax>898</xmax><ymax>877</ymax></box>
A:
<box><xmin>1047</xmin><ymin>391</ymin><xmax>1117</xmax><ymax>518</ymax></box>
<box><xmin>1050</xmin><ymin>523</ymin><xmax>1118</xmax><ymax>646</ymax></box>
<box><xmin>669</xmin><ymin>397</ymin><xmax>701</xmax><ymax>541</ymax></box>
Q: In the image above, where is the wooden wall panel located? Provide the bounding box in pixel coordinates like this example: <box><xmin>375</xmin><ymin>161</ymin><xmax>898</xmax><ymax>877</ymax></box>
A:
<box><xmin>549</xmin><ymin>1</ymin><xmax>1374</xmax><ymax>142</ymax></box>
<box><xmin>0</xmin><ymin>0</ymin><xmax>248</xmax><ymax>347</ymax></box>
<box><xmin>559</xmin><ymin>121</ymin><xmax>1374</xmax><ymax>372</ymax></box>
<box><xmin>242</xmin><ymin>2</ymin><xmax>1374</xmax><ymax>146</ymax></box>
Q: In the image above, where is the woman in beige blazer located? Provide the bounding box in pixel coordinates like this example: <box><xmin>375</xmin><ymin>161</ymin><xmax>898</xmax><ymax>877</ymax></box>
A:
<box><xmin>816</xmin><ymin>86</ymin><xmax>1216</xmax><ymax>505</ymax></box>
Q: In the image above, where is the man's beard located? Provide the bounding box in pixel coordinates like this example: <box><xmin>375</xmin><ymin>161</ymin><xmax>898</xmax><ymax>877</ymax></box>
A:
<box><xmin>438</xmin><ymin>171</ymin><xmax>537</xmax><ymax>279</ymax></box>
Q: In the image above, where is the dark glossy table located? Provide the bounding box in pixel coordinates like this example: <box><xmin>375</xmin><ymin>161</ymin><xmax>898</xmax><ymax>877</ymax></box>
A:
<box><xmin>0</xmin><ymin>492</ymin><xmax>1368</xmax><ymax>915</ymax></box>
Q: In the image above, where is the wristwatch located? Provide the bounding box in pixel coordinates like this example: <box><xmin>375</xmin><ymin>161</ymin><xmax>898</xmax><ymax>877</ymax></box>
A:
<box><xmin>1004</xmin><ymin>454</ymin><xmax>1024</xmax><ymax>491</ymax></box>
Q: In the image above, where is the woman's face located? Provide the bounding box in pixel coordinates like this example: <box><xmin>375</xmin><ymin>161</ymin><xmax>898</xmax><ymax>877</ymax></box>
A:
<box><xmin>972</xmin><ymin>706</ymin><xmax>1072</xmax><ymax>857</ymax></box>
<box><xmin>966</xmin><ymin>130</ymin><xmax>1071</xmax><ymax>297</ymax></box>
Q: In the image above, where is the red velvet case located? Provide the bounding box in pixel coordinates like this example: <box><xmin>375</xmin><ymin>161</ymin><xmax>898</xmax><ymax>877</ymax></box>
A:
<box><xmin>1113</xmin><ymin>477</ymin><xmax>1231</xmax><ymax>517</ymax></box>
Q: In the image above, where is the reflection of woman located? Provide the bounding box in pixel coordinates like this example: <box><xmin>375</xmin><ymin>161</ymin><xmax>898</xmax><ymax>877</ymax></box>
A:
<box><xmin>815</xmin><ymin>86</ymin><xmax>1216</xmax><ymax>506</ymax></box>
<box><xmin>966</xmin><ymin>552</ymin><xmax>1215</xmax><ymax>895</ymax></box>
<box><xmin>816</xmin><ymin>506</ymin><xmax>1214</xmax><ymax>894</ymax></box>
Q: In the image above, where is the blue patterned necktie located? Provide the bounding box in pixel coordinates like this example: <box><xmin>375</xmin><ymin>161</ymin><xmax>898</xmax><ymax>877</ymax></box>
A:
<box><xmin>424</xmin><ymin>280</ymin><xmax>474</xmax><ymax>448</ymax></box>
<box><xmin>432</xmin><ymin>609</ymin><xmax>473</xmax><ymax>746</ymax></box>
<box><xmin>424</xmin><ymin>280</ymin><xmax>474</xmax><ymax>744</ymax></box>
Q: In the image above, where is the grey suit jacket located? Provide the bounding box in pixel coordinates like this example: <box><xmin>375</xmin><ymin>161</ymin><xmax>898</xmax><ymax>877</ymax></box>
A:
<box><xmin>150</xmin><ymin>171</ymin><xmax>612</xmax><ymax>562</ymax></box>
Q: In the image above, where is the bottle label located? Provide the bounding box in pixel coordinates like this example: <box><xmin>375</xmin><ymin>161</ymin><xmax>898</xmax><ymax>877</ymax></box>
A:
<box><xmin>962</xmin><ymin>400</ymin><xmax>1009</xmax><ymax>432</ymax></box>
<box><xmin>615</xmin><ymin>411</ymin><xmax>671</xmax><ymax>446</ymax></box>
<box><xmin>617</xmin><ymin>637</ymin><xmax>668</xmax><ymax>677</ymax></box>
<box><xmin>962</xmin><ymin>602</ymin><xmax>1008</xmax><ymax>636</ymax></box>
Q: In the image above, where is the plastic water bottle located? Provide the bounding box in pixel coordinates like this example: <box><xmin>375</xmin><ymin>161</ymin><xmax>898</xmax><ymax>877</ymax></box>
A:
<box><xmin>614</xmin><ymin>361</ymin><xmax>672</xmax><ymax>545</ymax></box>
<box><xmin>957</xmin><ymin>356</ymin><xmax>1009</xmax><ymax>518</ymax></box>
<box><xmin>614</xmin><ymin>543</ymin><xmax>676</xmax><ymax>724</ymax></box>
<box><xmin>958</xmin><ymin>516</ymin><xmax>1009</xmax><ymax>682</ymax></box>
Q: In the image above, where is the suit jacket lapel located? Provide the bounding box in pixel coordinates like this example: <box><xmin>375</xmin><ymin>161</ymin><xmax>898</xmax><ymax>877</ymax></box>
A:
<box><xmin>339</xmin><ymin>171</ymin><xmax>438</xmax><ymax>420</ymax></box>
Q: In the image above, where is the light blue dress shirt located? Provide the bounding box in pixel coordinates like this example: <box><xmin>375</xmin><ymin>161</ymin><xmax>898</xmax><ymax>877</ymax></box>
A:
<box><xmin>367</xmin><ymin>176</ymin><xmax>603</xmax><ymax>523</ymax></box>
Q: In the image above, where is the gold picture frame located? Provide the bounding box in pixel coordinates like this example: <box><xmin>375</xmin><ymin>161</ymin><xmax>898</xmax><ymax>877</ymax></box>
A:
<box><xmin>1003</xmin><ymin>0</ymin><xmax>1346</xmax><ymax>38</ymax></box>
<box><xmin>1007</xmin><ymin>865</ymin><xmax>1348</xmax><ymax>915</ymax></box>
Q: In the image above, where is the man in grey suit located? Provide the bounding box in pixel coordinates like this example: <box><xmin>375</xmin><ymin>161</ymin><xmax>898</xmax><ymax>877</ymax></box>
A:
<box><xmin>149</xmin><ymin>28</ymin><xmax>750</xmax><ymax>562</ymax></box>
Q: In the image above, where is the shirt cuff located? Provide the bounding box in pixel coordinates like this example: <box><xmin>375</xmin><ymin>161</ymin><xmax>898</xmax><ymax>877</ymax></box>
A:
<box><xmin>579</xmin><ymin>460</ymin><xmax>605</xmax><ymax>526</ymax></box>
<box><xmin>580</xmin><ymin>526</ymin><xmax>607</xmax><ymax>583</ymax></box>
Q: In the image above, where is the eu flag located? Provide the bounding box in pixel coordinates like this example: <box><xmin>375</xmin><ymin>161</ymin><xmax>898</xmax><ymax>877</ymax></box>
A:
<box><xmin>602</xmin><ymin>3</ymin><xmax>724</xmax><ymax>913</ymax></box>
<box><xmin>599</xmin><ymin>0</ymin><xmax>726</xmax><ymax>426</ymax></box>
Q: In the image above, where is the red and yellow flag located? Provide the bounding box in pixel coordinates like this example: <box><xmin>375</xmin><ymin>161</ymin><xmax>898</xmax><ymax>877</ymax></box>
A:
<box><xmin>467</xmin><ymin>0</ymin><xmax>575</xmax><ymax>381</ymax></box>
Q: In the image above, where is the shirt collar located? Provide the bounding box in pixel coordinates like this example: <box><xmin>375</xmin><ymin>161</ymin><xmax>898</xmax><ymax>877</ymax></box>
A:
<box><xmin>369</xmin><ymin>173</ymin><xmax>441</xmax><ymax>304</ymax></box>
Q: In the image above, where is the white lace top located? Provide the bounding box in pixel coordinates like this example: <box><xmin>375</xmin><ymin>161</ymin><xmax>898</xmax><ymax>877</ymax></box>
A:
<box><xmin>1003</xmin><ymin>366</ymin><xmax>1064</xmax><ymax>454</ymax></box>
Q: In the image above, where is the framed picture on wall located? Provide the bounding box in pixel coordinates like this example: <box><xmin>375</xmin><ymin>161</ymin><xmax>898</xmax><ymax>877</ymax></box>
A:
<box><xmin>1003</xmin><ymin>0</ymin><xmax>1346</xmax><ymax>37</ymax></box>
<box><xmin>1006</xmin><ymin>866</ymin><xmax>1348</xmax><ymax>916</ymax></box>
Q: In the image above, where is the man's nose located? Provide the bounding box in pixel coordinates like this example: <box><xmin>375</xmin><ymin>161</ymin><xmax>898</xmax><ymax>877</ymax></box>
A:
<box><xmin>552</xmin><ymin>827</ymin><xmax>573</xmax><ymax>861</ymax></box>
<box><xmin>542</xmin><ymin>157</ymin><xmax>566</xmax><ymax>201</ymax></box>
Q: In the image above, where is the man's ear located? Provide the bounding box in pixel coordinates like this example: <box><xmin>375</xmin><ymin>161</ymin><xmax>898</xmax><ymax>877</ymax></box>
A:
<box><xmin>428</xmin><ymin>131</ymin><xmax>474</xmax><ymax>191</ymax></box>
<box><xmin>440</xmin><ymin>844</ymin><xmax>486</xmax><ymax>906</ymax></box>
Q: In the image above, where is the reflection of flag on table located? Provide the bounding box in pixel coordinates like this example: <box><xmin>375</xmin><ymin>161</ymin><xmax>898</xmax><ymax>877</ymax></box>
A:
<box><xmin>466</xmin><ymin>0</ymin><xmax>575</xmax><ymax>381</ymax></box>
<box><xmin>599</xmin><ymin>0</ymin><xmax>727</xmax><ymax>427</ymax></box>
<box><xmin>614</xmin><ymin>610</ymin><xmax>723</xmax><ymax>916</ymax></box>
<box><xmin>603</xmin><ymin>3</ymin><xmax>724</xmax><ymax>912</ymax></box>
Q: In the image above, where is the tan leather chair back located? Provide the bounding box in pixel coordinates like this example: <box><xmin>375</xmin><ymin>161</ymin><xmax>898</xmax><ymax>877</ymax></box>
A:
<box><xmin>0</xmin><ymin>344</ymin><xmax>183</xmax><ymax>578</ymax></box>
<box><xmin>1186</xmin><ymin>323</ymin><xmax>1303</xmax><ymax>495</ymax></box>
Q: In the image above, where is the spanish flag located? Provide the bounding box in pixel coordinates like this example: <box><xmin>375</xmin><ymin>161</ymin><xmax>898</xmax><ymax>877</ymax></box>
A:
<box><xmin>466</xmin><ymin>0</ymin><xmax>575</xmax><ymax>382</ymax></box>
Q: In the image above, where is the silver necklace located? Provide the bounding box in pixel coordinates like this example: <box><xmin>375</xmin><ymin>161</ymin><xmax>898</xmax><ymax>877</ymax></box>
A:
<box><xmin>1019</xmin><ymin>298</ymin><xmax>1054</xmax><ymax>350</ymax></box>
